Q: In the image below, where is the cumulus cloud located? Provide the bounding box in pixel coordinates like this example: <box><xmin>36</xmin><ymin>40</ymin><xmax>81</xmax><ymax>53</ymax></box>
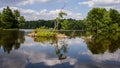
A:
<box><xmin>0</xmin><ymin>0</ymin><xmax>67</xmax><ymax>6</ymax></box>
<box><xmin>79</xmin><ymin>0</ymin><xmax>120</xmax><ymax>9</ymax></box>
<box><xmin>79</xmin><ymin>0</ymin><xmax>120</xmax><ymax>7</ymax></box>
<box><xmin>18</xmin><ymin>0</ymin><xmax>67</xmax><ymax>6</ymax></box>
<box><xmin>0</xmin><ymin>6</ymin><xmax>83</xmax><ymax>20</ymax></box>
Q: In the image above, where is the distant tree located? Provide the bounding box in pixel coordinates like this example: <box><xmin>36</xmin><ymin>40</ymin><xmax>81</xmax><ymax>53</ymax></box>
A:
<box><xmin>61</xmin><ymin>19</ymin><xmax>85</xmax><ymax>30</ymax></box>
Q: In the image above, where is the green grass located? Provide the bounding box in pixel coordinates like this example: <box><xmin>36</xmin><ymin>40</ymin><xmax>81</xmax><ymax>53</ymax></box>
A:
<box><xmin>34</xmin><ymin>26</ymin><xmax>57</xmax><ymax>37</ymax></box>
<box><xmin>37</xmin><ymin>31</ymin><xmax>57</xmax><ymax>37</ymax></box>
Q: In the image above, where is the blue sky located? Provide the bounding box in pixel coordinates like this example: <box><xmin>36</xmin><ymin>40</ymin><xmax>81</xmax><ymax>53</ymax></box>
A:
<box><xmin>0</xmin><ymin>0</ymin><xmax>120</xmax><ymax>20</ymax></box>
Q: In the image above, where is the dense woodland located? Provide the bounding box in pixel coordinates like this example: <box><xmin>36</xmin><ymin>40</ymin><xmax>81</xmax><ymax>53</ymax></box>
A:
<box><xmin>0</xmin><ymin>6</ymin><xmax>120</xmax><ymax>32</ymax></box>
<box><xmin>22</xmin><ymin>19</ymin><xmax>85</xmax><ymax>30</ymax></box>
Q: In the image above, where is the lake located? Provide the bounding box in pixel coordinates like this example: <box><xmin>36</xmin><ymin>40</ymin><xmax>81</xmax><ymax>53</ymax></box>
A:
<box><xmin>0</xmin><ymin>30</ymin><xmax>120</xmax><ymax>68</ymax></box>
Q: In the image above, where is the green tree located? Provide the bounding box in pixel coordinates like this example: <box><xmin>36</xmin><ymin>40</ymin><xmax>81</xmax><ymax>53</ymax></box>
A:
<box><xmin>109</xmin><ymin>9</ymin><xmax>120</xmax><ymax>31</ymax></box>
<box><xmin>0</xmin><ymin>6</ymin><xmax>25</xmax><ymax>29</ymax></box>
<box><xmin>0</xmin><ymin>12</ymin><xmax>2</xmax><ymax>28</ymax></box>
<box><xmin>1</xmin><ymin>6</ymin><xmax>15</xmax><ymax>28</ymax></box>
<box><xmin>14</xmin><ymin>10</ymin><xmax>20</xmax><ymax>20</ymax></box>
<box><xmin>86</xmin><ymin>8</ymin><xmax>108</xmax><ymax>32</ymax></box>
<box><xmin>86</xmin><ymin>8</ymin><xmax>120</xmax><ymax>32</ymax></box>
<box><xmin>54</xmin><ymin>11</ymin><xmax>67</xmax><ymax>31</ymax></box>
<box><xmin>18</xmin><ymin>16</ymin><xmax>25</xmax><ymax>27</ymax></box>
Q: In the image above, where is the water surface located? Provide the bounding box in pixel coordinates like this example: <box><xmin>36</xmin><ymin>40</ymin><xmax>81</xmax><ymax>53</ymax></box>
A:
<box><xmin>0</xmin><ymin>30</ymin><xmax>120</xmax><ymax>68</ymax></box>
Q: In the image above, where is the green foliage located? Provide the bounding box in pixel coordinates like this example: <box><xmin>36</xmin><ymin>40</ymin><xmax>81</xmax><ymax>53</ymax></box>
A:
<box><xmin>59</xmin><ymin>11</ymin><xmax>67</xmax><ymax>18</ymax></box>
<box><xmin>37</xmin><ymin>31</ymin><xmax>56</xmax><ymax>37</ymax></box>
<box><xmin>0</xmin><ymin>6</ymin><xmax>25</xmax><ymax>29</ymax></box>
<box><xmin>86</xmin><ymin>8</ymin><xmax>120</xmax><ymax>32</ymax></box>
<box><xmin>34</xmin><ymin>27</ymin><xmax>57</xmax><ymax>37</ymax></box>
<box><xmin>61</xmin><ymin>19</ymin><xmax>85</xmax><ymax>30</ymax></box>
<box><xmin>22</xmin><ymin>20</ymin><xmax>55</xmax><ymax>29</ymax></box>
<box><xmin>54</xmin><ymin>11</ymin><xmax>67</xmax><ymax>30</ymax></box>
<box><xmin>18</xmin><ymin>16</ymin><xmax>25</xmax><ymax>27</ymax></box>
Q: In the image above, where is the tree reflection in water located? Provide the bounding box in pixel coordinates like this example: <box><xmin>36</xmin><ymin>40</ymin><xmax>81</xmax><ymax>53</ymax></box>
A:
<box><xmin>34</xmin><ymin>36</ymin><xmax>68</xmax><ymax>62</ymax></box>
<box><xmin>0</xmin><ymin>30</ymin><xmax>25</xmax><ymax>53</ymax></box>
<box><xmin>85</xmin><ymin>32</ymin><xmax>120</xmax><ymax>54</ymax></box>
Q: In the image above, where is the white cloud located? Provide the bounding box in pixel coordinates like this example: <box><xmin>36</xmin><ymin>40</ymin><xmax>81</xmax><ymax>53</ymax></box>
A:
<box><xmin>18</xmin><ymin>0</ymin><xmax>49</xmax><ymax>5</ymax></box>
<box><xmin>0</xmin><ymin>6</ymin><xmax>83</xmax><ymax>20</ymax></box>
<box><xmin>79</xmin><ymin>0</ymin><xmax>120</xmax><ymax>8</ymax></box>
<box><xmin>79</xmin><ymin>0</ymin><xmax>120</xmax><ymax>7</ymax></box>
<box><xmin>18</xmin><ymin>0</ymin><xmax>67</xmax><ymax>6</ymax></box>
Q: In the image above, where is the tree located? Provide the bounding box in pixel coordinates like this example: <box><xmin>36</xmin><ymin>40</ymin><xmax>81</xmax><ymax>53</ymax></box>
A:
<box><xmin>0</xmin><ymin>6</ymin><xmax>25</xmax><ymax>29</ymax></box>
<box><xmin>109</xmin><ymin>9</ymin><xmax>120</xmax><ymax>31</ymax></box>
<box><xmin>14</xmin><ymin>10</ymin><xmax>20</xmax><ymax>20</ymax></box>
<box><xmin>54</xmin><ymin>11</ymin><xmax>67</xmax><ymax>30</ymax></box>
<box><xmin>86</xmin><ymin>8</ymin><xmax>120</xmax><ymax>32</ymax></box>
<box><xmin>0</xmin><ymin>12</ymin><xmax>2</xmax><ymax>28</ymax></box>
<box><xmin>86</xmin><ymin>8</ymin><xmax>108</xmax><ymax>31</ymax></box>
<box><xmin>18</xmin><ymin>16</ymin><xmax>25</xmax><ymax>27</ymax></box>
<box><xmin>61</xmin><ymin>19</ymin><xmax>85</xmax><ymax>30</ymax></box>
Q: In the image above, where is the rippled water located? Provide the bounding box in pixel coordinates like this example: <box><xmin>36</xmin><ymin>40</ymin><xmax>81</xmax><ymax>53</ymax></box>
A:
<box><xmin>0</xmin><ymin>30</ymin><xmax>120</xmax><ymax>68</ymax></box>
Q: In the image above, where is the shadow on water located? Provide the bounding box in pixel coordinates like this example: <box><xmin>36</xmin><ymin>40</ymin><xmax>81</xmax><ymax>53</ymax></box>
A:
<box><xmin>0</xmin><ymin>30</ymin><xmax>25</xmax><ymax>53</ymax></box>
<box><xmin>85</xmin><ymin>32</ymin><xmax>120</xmax><ymax>54</ymax></box>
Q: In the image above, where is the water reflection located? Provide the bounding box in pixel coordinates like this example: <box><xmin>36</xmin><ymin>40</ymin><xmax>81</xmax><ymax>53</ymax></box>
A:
<box><xmin>86</xmin><ymin>32</ymin><xmax>120</xmax><ymax>54</ymax></box>
<box><xmin>0</xmin><ymin>30</ymin><xmax>25</xmax><ymax>53</ymax></box>
<box><xmin>34</xmin><ymin>37</ymin><xmax>68</xmax><ymax>61</ymax></box>
<box><xmin>0</xmin><ymin>30</ymin><xmax>120</xmax><ymax>68</ymax></box>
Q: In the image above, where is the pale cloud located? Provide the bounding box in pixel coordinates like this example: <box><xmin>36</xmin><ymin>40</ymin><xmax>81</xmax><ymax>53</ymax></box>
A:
<box><xmin>79</xmin><ymin>0</ymin><xmax>120</xmax><ymax>7</ymax></box>
<box><xmin>79</xmin><ymin>0</ymin><xmax>120</xmax><ymax>8</ymax></box>
<box><xmin>18</xmin><ymin>0</ymin><xmax>50</xmax><ymax>5</ymax></box>
<box><xmin>18</xmin><ymin>0</ymin><xmax>67</xmax><ymax>6</ymax></box>
<box><xmin>0</xmin><ymin>6</ymin><xmax>83</xmax><ymax>20</ymax></box>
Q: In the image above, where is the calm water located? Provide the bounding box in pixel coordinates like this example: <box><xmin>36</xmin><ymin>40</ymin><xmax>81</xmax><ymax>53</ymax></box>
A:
<box><xmin>0</xmin><ymin>30</ymin><xmax>120</xmax><ymax>68</ymax></box>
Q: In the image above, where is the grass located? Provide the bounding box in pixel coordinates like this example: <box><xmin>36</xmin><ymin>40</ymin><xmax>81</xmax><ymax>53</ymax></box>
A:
<box><xmin>37</xmin><ymin>31</ymin><xmax>57</xmax><ymax>37</ymax></box>
<box><xmin>34</xmin><ymin>27</ymin><xmax>57</xmax><ymax>37</ymax></box>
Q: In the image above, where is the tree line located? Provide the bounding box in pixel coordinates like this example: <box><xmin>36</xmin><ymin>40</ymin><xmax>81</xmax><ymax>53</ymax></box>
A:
<box><xmin>0</xmin><ymin>6</ymin><xmax>25</xmax><ymax>29</ymax></box>
<box><xmin>22</xmin><ymin>19</ymin><xmax>85</xmax><ymax>30</ymax></box>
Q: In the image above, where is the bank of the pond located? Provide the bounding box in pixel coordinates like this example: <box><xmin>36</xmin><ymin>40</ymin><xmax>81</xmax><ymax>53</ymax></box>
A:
<box><xmin>0</xmin><ymin>28</ymin><xmax>19</xmax><ymax>31</ymax></box>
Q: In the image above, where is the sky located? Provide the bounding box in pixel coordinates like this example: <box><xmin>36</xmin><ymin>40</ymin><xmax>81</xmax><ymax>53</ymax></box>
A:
<box><xmin>0</xmin><ymin>0</ymin><xmax>120</xmax><ymax>21</ymax></box>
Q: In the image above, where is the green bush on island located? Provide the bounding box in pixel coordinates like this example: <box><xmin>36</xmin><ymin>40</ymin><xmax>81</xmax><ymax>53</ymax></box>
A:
<box><xmin>34</xmin><ymin>26</ymin><xmax>57</xmax><ymax>37</ymax></box>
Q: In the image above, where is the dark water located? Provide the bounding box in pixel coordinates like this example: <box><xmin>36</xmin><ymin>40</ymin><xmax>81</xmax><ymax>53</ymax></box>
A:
<box><xmin>0</xmin><ymin>30</ymin><xmax>120</xmax><ymax>68</ymax></box>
